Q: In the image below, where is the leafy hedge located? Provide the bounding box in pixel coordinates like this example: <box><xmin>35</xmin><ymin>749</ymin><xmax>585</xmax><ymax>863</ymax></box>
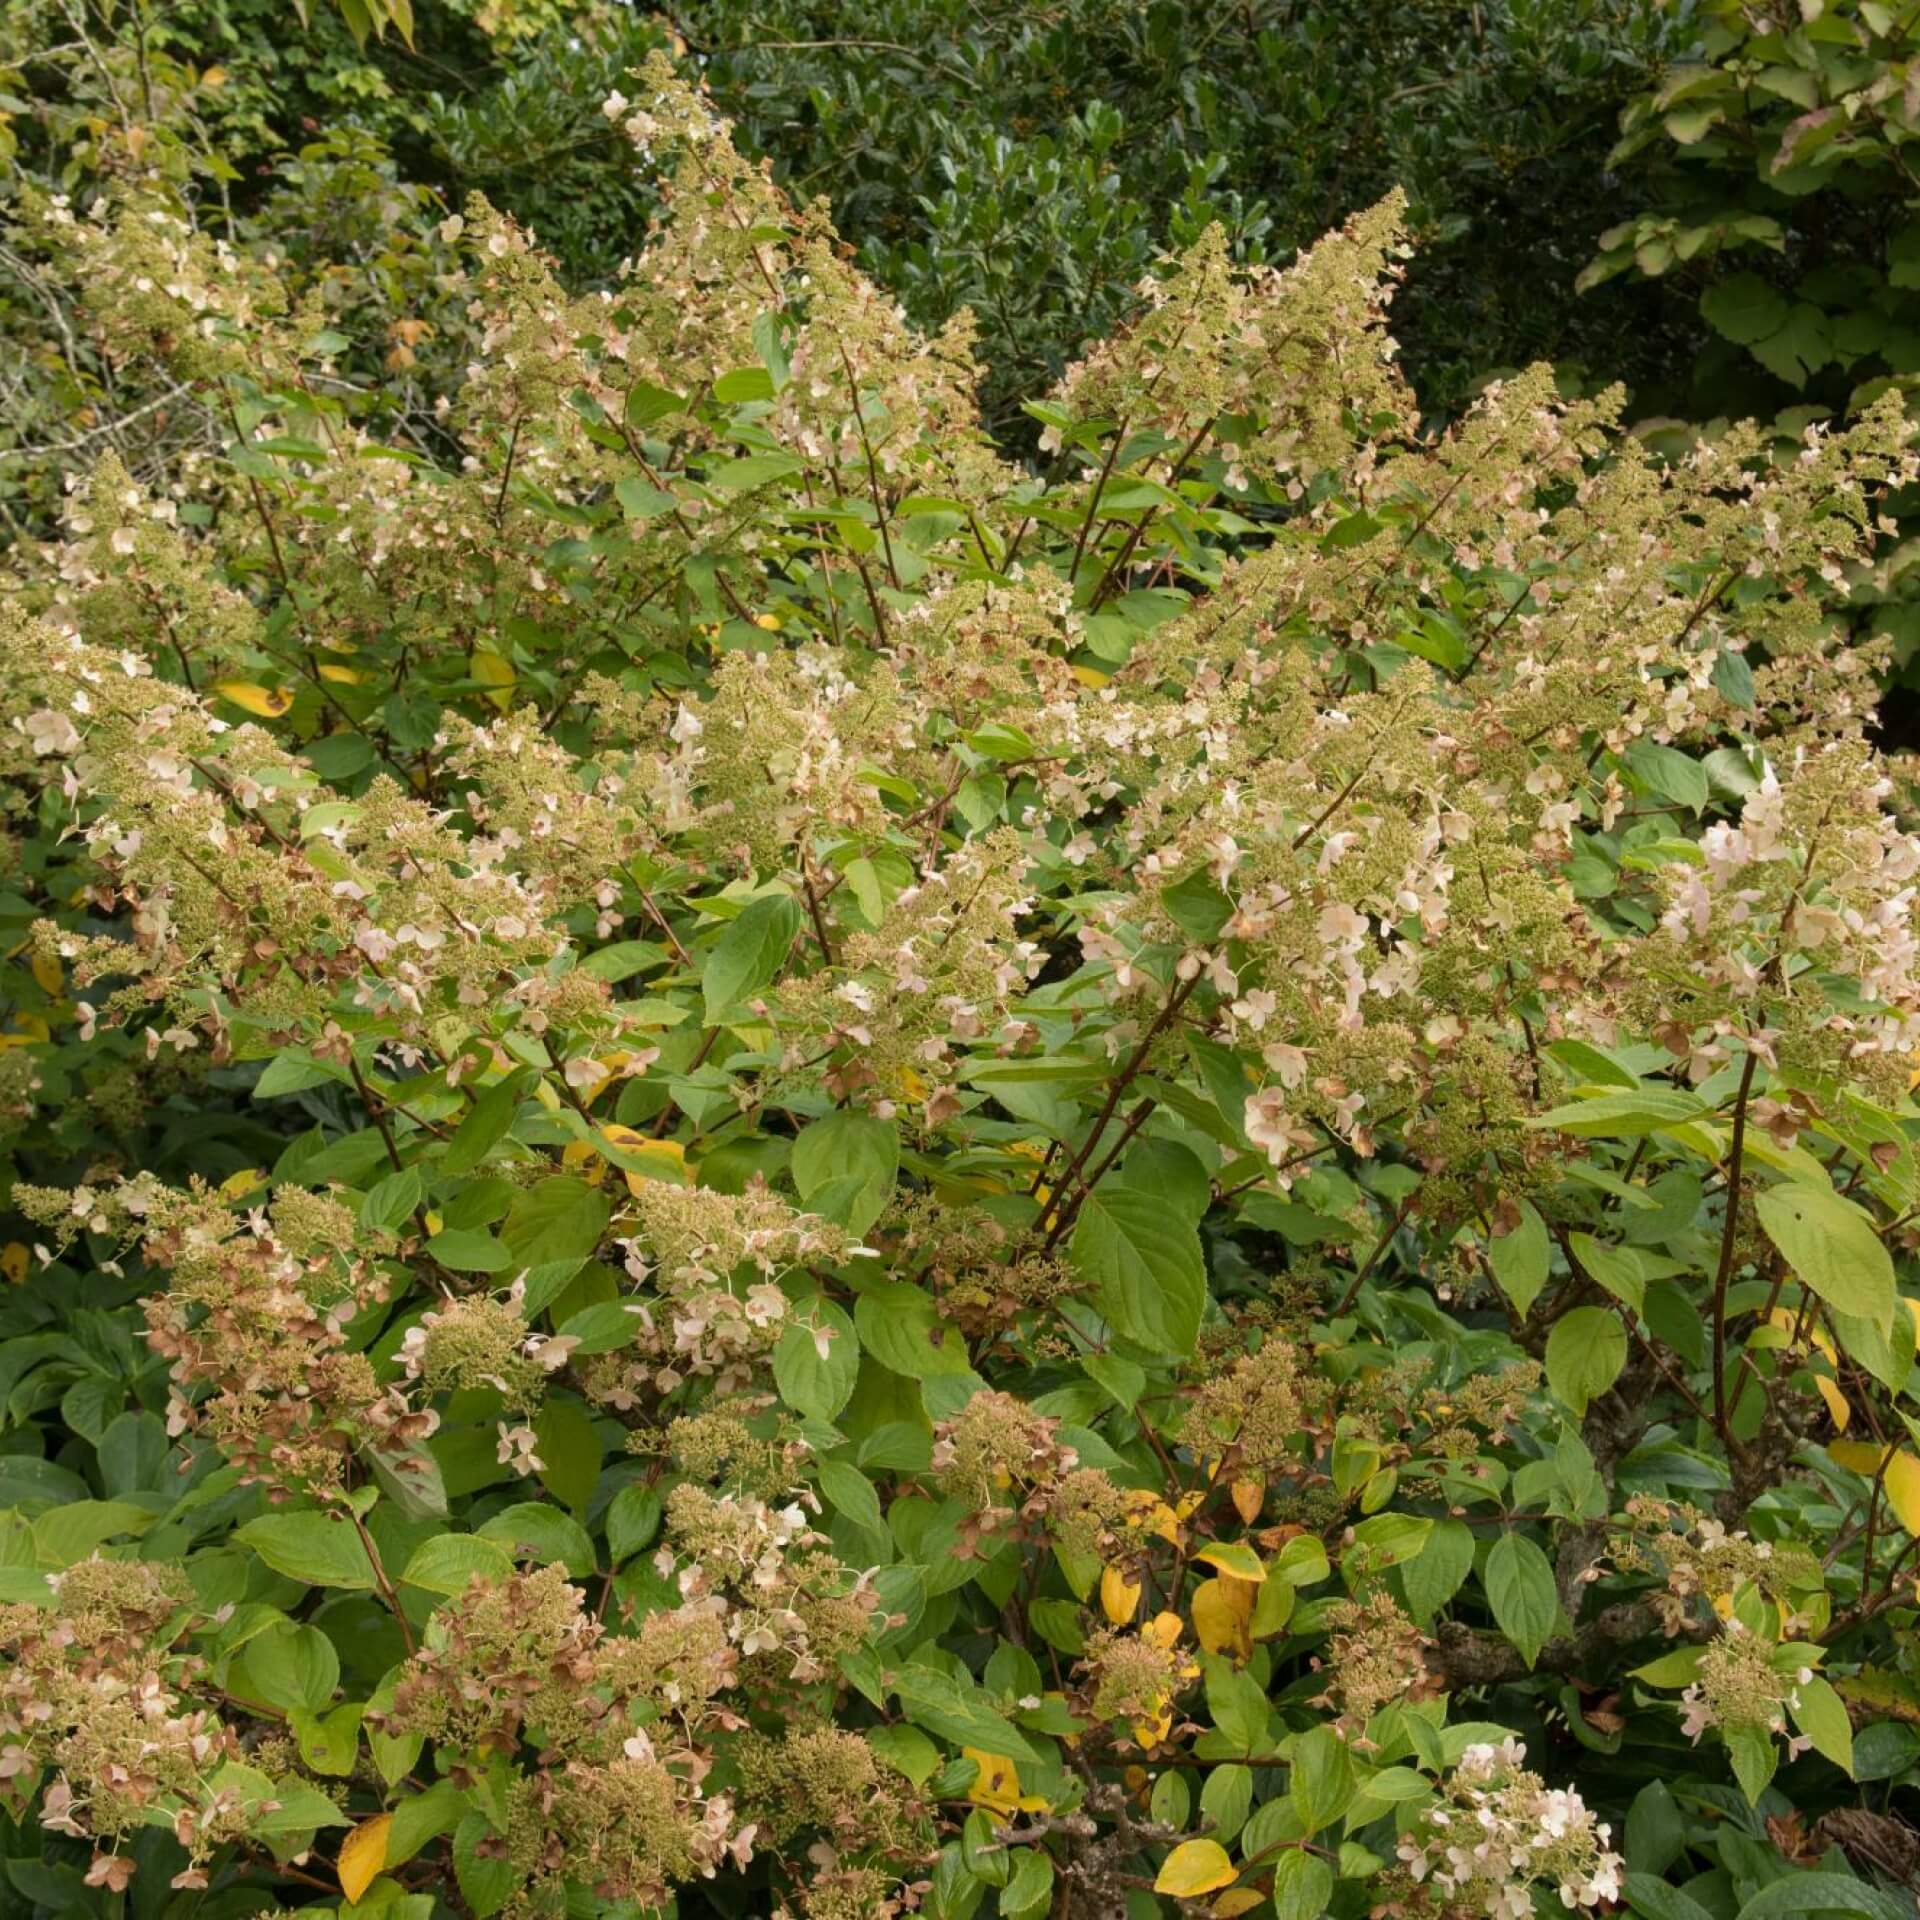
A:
<box><xmin>5</xmin><ymin>37</ymin><xmax>1920</xmax><ymax>1920</ymax></box>
<box><xmin>2</xmin><ymin>0</ymin><xmax>1698</xmax><ymax>539</ymax></box>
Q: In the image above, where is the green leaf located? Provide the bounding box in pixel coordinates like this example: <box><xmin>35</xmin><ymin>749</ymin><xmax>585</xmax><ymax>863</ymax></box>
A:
<box><xmin>1070</xmin><ymin>1184</ymin><xmax>1206</xmax><ymax>1357</ymax></box>
<box><xmin>1755</xmin><ymin>1184</ymin><xmax>1895</xmax><ymax>1334</ymax></box>
<box><xmin>702</xmin><ymin>892</ymin><xmax>802</xmax><ymax>1020</ymax></box>
<box><xmin>1289</xmin><ymin>1725</ymin><xmax>1356</xmax><ymax>1835</ymax></box>
<box><xmin>245</xmin><ymin>1620</ymin><xmax>340</xmax><ymax>1713</ymax></box>
<box><xmin>533</xmin><ymin>1397</ymin><xmax>601</xmax><ymax>1512</ymax></box>
<box><xmin>713</xmin><ymin>366</ymin><xmax>775</xmax><ymax>404</ymax></box>
<box><xmin>235</xmin><ymin>1511</ymin><xmax>378</xmax><ymax>1590</ymax></box>
<box><xmin>1749</xmin><ymin>303</ymin><xmax>1832</xmax><ymax>388</ymax></box>
<box><xmin>1626</xmin><ymin>1874</ymin><xmax>1723</xmax><ymax>1920</ymax></box>
<box><xmin>624</xmin><ymin>379</ymin><xmax>684</xmax><ymax>427</ymax></box>
<box><xmin>1532</xmin><ymin>1089</ymin><xmax>1703</xmax><ymax>1138</ymax></box>
<box><xmin>854</xmin><ymin>1281</ymin><xmax>974</xmax><ymax>1379</ymax></box>
<box><xmin>1483</xmin><ymin>1532</ymin><xmax>1559</xmax><ymax>1668</ymax></box>
<box><xmin>1626</xmin><ymin>742</ymin><xmax>1709</xmax><ymax>814</ymax></box>
<box><xmin>1726</xmin><ymin>1722</ymin><xmax>1778</xmax><ymax>1805</ymax></box>
<box><xmin>614</xmin><ymin>476</ymin><xmax>677</xmax><ymax>520</ymax></box>
<box><xmin>1400</xmin><ymin>1516</ymin><xmax>1475</xmax><ymax>1625</ymax></box>
<box><xmin>1567</xmin><ymin>1234</ymin><xmax>1646</xmax><ymax>1313</ymax></box>
<box><xmin>289</xmin><ymin>1699</ymin><xmax>362</xmax><ymax>1776</ymax></box>
<box><xmin>400</xmin><ymin>1533</ymin><xmax>514</xmax><ymax>1596</ymax></box>
<box><xmin>868</xmin><ymin>1723</ymin><xmax>941</xmax><ymax>1786</ymax></box>
<box><xmin>455</xmin><ymin>1811</ymin><xmax>518</xmax><ymax>1918</ymax></box>
<box><xmin>1271</xmin><ymin>1848</ymin><xmax>1336</xmax><ymax>1920</ymax></box>
<box><xmin>606</xmin><ymin>1483</ymin><xmax>662</xmax><ymax>1564</ymax></box>
<box><xmin>476</xmin><ymin>1502</ymin><xmax>597</xmax><ymax>1577</ymax></box>
<box><xmin>892</xmin><ymin>1664</ymin><xmax>1039</xmax><ymax>1764</ymax></box>
<box><xmin>1701</xmin><ymin>272</ymin><xmax>1790</xmax><ymax>346</ymax></box>
<box><xmin>502</xmin><ymin>1176</ymin><xmax>610</xmax><ymax>1270</ymax></box>
<box><xmin>1546</xmin><ymin>1306</ymin><xmax>1627</xmax><ymax>1416</ymax></box>
<box><xmin>774</xmin><ymin>1300</ymin><xmax>859</xmax><ymax>1420</ymax></box>
<box><xmin>793</xmin><ymin>1111</ymin><xmax>899</xmax><ymax>1237</ymax></box>
<box><xmin>1788</xmin><ymin>1674</ymin><xmax>1853</xmax><ymax>1776</ymax></box>
<box><xmin>442</xmin><ymin>1069</ymin><xmax>531</xmax><ymax>1175</ymax></box>
<box><xmin>818</xmin><ymin>1457</ymin><xmax>885</xmax><ymax>1539</ymax></box>
<box><xmin>1488</xmin><ymin>1200</ymin><xmax>1551</xmax><ymax>1317</ymax></box>
<box><xmin>1734</xmin><ymin>1873</ymin><xmax>1917</xmax><ymax>1920</ymax></box>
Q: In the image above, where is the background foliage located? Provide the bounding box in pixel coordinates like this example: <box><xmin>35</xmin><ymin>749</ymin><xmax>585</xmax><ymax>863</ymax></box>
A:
<box><xmin>6</xmin><ymin>7</ymin><xmax>1920</xmax><ymax>1920</ymax></box>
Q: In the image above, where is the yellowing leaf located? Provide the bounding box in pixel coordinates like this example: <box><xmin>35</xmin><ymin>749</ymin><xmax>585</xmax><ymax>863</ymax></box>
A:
<box><xmin>1831</xmin><ymin>1439</ymin><xmax>1890</xmax><ymax>1475</ymax></box>
<box><xmin>1</xmin><ymin>1243</ymin><xmax>28</xmax><ymax>1285</ymax></box>
<box><xmin>962</xmin><ymin>1748</ymin><xmax>1046</xmax><ymax>1816</ymax></box>
<box><xmin>1100</xmin><ymin>1563</ymin><xmax>1142</xmax><ymax>1624</ymax></box>
<box><xmin>1767</xmin><ymin>1306</ymin><xmax>1835</xmax><ymax>1365</ymax></box>
<box><xmin>1885</xmin><ymin>1451</ymin><xmax>1920</xmax><ymax>1536</ymax></box>
<box><xmin>598</xmin><ymin>1124</ymin><xmax>691</xmax><ymax>1193</ymax></box>
<box><xmin>1193</xmin><ymin>1541</ymin><xmax>1265</xmax><ymax>1583</ymax></box>
<box><xmin>1814</xmin><ymin>1375</ymin><xmax>1850</xmax><ymax>1430</ymax></box>
<box><xmin>753</xmin><ymin>612</ymin><xmax>782</xmax><ymax>631</ymax></box>
<box><xmin>213</xmin><ymin>681</ymin><xmax>293</xmax><ymax>718</ymax></box>
<box><xmin>338</xmin><ymin>1813</ymin><xmax>391</xmax><ymax>1905</ymax></box>
<box><xmin>472</xmin><ymin>650</ymin><xmax>515</xmax><ymax>711</ymax></box>
<box><xmin>317</xmin><ymin>664</ymin><xmax>366</xmax><ymax>684</ymax></box>
<box><xmin>1154</xmin><ymin>1838</ymin><xmax>1237</xmax><ymax>1898</ymax></box>
<box><xmin>1123</xmin><ymin>1489</ymin><xmax>1185</xmax><ymax>1546</ymax></box>
<box><xmin>29</xmin><ymin>951</ymin><xmax>61</xmax><ymax>996</ymax></box>
<box><xmin>1230</xmin><ymin>1475</ymin><xmax>1264</xmax><ymax>1525</ymax></box>
<box><xmin>1213</xmin><ymin>1893</ymin><xmax>1267</xmax><ymax>1917</ymax></box>
<box><xmin>217</xmin><ymin>1168</ymin><xmax>264</xmax><ymax>1201</ymax></box>
<box><xmin>1191</xmin><ymin>1575</ymin><xmax>1254</xmax><ymax>1661</ymax></box>
<box><xmin>1144</xmin><ymin>1609</ymin><xmax>1185</xmax><ymax>1650</ymax></box>
<box><xmin>1071</xmin><ymin>664</ymin><xmax>1111</xmax><ymax>688</ymax></box>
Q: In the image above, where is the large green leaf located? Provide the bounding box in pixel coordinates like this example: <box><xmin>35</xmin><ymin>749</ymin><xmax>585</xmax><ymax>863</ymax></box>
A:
<box><xmin>1070</xmin><ymin>1184</ymin><xmax>1206</xmax><ymax>1356</ymax></box>
<box><xmin>1483</xmin><ymin>1532</ymin><xmax>1559</xmax><ymax>1668</ymax></box>
<box><xmin>1754</xmin><ymin>1184</ymin><xmax>1894</xmax><ymax>1334</ymax></box>
<box><xmin>234</xmin><ymin>1511</ymin><xmax>378</xmax><ymax>1590</ymax></box>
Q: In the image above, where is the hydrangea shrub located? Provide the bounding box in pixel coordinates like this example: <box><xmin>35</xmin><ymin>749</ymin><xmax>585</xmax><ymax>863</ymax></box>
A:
<box><xmin>3</xmin><ymin>51</ymin><xmax>1920</xmax><ymax>1920</ymax></box>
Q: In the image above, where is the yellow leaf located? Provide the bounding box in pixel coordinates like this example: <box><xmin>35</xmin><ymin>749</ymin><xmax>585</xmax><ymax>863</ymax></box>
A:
<box><xmin>213</xmin><ymin>681</ymin><xmax>293</xmax><ymax>718</ymax></box>
<box><xmin>1767</xmin><ymin>1306</ymin><xmax>1836</xmax><ymax>1365</ymax></box>
<box><xmin>1193</xmin><ymin>1541</ymin><xmax>1265</xmax><ymax>1583</ymax></box>
<box><xmin>1131</xmin><ymin>1703</ymin><xmax>1173</xmax><ymax>1748</ymax></box>
<box><xmin>423</xmin><ymin>1210</ymin><xmax>444</xmax><ymax>1236</ymax></box>
<box><xmin>338</xmin><ymin>1813</ymin><xmax>392</xmax><ymax>1905</ymax></box>
<box><xmin>1144</xmin><ymin>1610</ymin><xmax>1185</xmax><ymax>1650</ymax></box>
<box><xmin>1154</xmin><ymin>1838</ymin><xmax>1237</xmax><ymax>1898</ymax></box>
<box><xmin>1213</xmin><ymin>1893</ymin><xmax>1267</xmax><ymax>1918</ymax></box>
<box><xmin>200</xmin><ymin>64</ymin><xmax>228</xmax><ymax>88</ymax></box>
<box><xmin>1101</xmin><ymin>1564</ymin><xmax>1142</xmax><ymax>1625</ymax></box>
<box><xmin>963</xmin><ymin>1748</ymin><xmax>1030</xmax><ymax>1818</ymax></box>
<box><xmin>895</xmin><ymin>1064</ymin><xmax>929</xmax><ymax>1102</ymax></box>
<box><xmin>598</xmin><ymin>1124</ymin><xmax>691</xmax><ymax>1193</ymax></box>
<box><xmin>1071</xmin><ymin>664</ymin><xmax>1110</xmax><ymax>689</ymax></box>
<box><xmin>1</xmin><ymin>1244</ymin><xmax>28</xmax><ymax>1285</ymax></box>
<box><xmin>471</xmin><ymin>650</ymin><xmax>515</xmax><ymax>712</ymax></box>
<box><xmin>1814</xmin><ymin>1375</ymin><xmax>1850</xmax><ymax>1431</ymax></box>
<box><xmin>30</xmin><ymin>951</ymin><xmax>62</xmax><ymax>996</ymax></box>
<box><xmin>1231</xmin><ymin>1475</ymin><xmax>1264</xmax><ymax>1525</ymax></box>
<box><xmin>753</xmin><ymin>612</ymin><xmax>782</xmax><ymax>631</ymax></box>
<box><xmin>1191</xmin><ymin>1575</ymin><xmax>1253</xmax><ymax>1661</ymax></box>
<box><xmin>317</xmin><ymin>664</ymin><xmax>366</xmax><ymax>685</ymax></box>
<box><xmin>1885</xmin><ymin>1451</ymin><xmax>1920</xmax><ymax>1536</ymax></box>
<box><xmin>217</xmin><ymin>1168</ymin><xmax>264</xmax><ymax>1201</ymax></box>
<box><xmin>1123</xmin><ymin>1489</ymin><xmax>1185</xmax><ymax>1546</ymax></box>
<box><xmin>1831</xmin><ymin>1439</ymin><xmax>1890</xmax><ymax>1475</ymax></box>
